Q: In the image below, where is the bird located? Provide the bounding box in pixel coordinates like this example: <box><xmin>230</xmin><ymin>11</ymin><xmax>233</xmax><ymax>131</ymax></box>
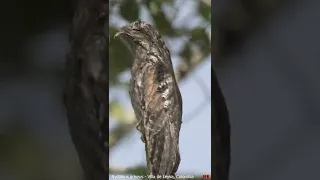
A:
<box><xmin>114</xmin><ymin>20</ymin><xmax>183</xmax><ymax>178</ymax></box>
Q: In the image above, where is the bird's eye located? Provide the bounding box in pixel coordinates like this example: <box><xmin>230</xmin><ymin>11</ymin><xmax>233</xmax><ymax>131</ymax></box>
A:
<box><xmin>133</xmin><ymin>28</ymin><xmax>140</xmax><ymax>31</ymax></box>
<box><xmin>133</xmin><ymin>39</ymin><xmax>140</xmax><ymax>43</ymax></box>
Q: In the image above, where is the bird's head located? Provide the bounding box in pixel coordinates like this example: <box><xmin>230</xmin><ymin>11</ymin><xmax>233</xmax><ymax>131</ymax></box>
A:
<box><xmin>114</xmin><ymin>20</ymin><xmax>161</xmax><ymax>54</ymax></box>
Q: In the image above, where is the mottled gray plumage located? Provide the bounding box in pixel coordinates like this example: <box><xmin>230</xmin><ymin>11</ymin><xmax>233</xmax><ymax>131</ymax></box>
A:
<box><xmin>115</xmin><ymin>20</ymin><xmax>183</xmax><ymax>177</ymax></box>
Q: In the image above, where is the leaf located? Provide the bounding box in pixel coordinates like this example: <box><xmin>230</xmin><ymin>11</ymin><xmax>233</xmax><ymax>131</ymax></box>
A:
<box><xmin>143</xmin><ymin>1</ymin><xmax>176</xmax><ymax>36</ymax></box>
<box><xmin>119</xmin><ymin>0</ymin><xmax>140</xmax><ymax>22</ymax></box>
<box><xmin>180</xmin><ymin>43</ymin><xmax>191</xmax><ymax>60</ymax></box>
<box><xmin>109</xmin><ymin>101</ymin><xmax>124</xmax><ymax>119</ymax></box>
<box><xmin>144</xmin><ymin>0</ymin><xmax>162</xmax><ymax>8</ymax></box>
<box><xmin>198</xmin><ymin>1</ymin><xmax>211</xmax><ymax>21</ymax></box>
<box><xmin>190</xmin><ymin>28</ymin><xmax>206</xmax><ymax>41</ymax></box>
<box><xmin>190</xmin><ymin>28</ymin><xmax>211</xmax><ymax>53</ymax></box>
<box><xmin>152</xmin><ymin>11</ymin><xmax>176</xmax><ymax>36</ymax></box>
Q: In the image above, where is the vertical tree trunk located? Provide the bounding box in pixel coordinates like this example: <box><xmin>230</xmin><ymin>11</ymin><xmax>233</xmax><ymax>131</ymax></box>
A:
<box><xmin>212</xmin><ymin>68</ymin><xmax>231</xmax><ymax>180</ymax></box>
<box><xmin>63</xmin><ymin>0</ymin><xmax>109</xmax><ymax>180</ymax></box>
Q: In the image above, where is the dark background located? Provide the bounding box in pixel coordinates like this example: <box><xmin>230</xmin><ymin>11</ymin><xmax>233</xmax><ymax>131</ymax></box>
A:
<box><xmin>0</xmin><ymin>1</ymin><xmax>78</xmax><ymax>180</ymax></box>
<box><xmin>214</xmin><ymin>0</ymin><xmax>320</xmax><ymax>179</ymax></box>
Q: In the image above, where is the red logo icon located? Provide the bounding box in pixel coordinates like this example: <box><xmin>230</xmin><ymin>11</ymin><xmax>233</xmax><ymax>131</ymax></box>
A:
<box><xmin>203</xmin><ymin>174</ymin><xmax>210</xmax><ymax>179</ymax></box>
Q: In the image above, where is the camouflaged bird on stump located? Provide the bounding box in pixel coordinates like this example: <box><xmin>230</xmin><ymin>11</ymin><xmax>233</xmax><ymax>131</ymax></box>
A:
<box><xmin>115</xmin><ymin>20</ymin><xmax>183</xmax><ymax>178</ymax></box>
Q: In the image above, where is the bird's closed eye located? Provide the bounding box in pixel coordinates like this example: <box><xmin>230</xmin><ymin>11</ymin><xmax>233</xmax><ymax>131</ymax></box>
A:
<box><xmin>132</xmin><ymin>28</ymin><xmax>141</xmax><ymax>32</ymax></box>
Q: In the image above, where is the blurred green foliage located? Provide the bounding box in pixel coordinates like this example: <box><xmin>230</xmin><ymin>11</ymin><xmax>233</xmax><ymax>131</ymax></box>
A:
<box><xmin>0</xmin><ymin>1</ymin><xmax>75</xmax><ymax>179</ymax></box>
<box><xmin>0</xmin><ymin>0</ymin><xmax>72</xmax><ymax>77</ymax></box>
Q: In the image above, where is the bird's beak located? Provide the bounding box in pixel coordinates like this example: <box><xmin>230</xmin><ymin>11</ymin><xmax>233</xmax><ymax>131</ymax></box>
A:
<box><xmin>114</xmin><ymin>26</ymin><xmax>131</xmax><ymax>39</ymax></box>
<box><xmin>114</xmin><ymin>31</ymin><xmax>123</xmax><ymax>39</ymax></box>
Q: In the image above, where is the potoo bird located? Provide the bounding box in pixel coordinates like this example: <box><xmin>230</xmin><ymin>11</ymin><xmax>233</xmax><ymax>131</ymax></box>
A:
<box><xmin>114</xmin><ymin>20</ymin><xmax>183</xmax><ymax>176</ymax></box>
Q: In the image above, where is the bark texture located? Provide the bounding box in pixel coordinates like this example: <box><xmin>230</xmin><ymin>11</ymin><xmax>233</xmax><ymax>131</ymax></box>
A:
<box><xmin>63</xmin><ymin>0</ymin><xmax>108</xmax><ymax>180</ymax></box>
